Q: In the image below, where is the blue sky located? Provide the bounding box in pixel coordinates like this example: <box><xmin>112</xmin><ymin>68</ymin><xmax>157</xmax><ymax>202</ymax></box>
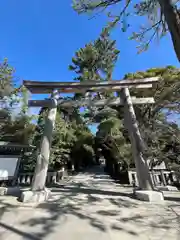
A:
<box><xmin>0</xmin><ymin>0</ymin><xmax>179</xmax><ymax>131</ymax></box>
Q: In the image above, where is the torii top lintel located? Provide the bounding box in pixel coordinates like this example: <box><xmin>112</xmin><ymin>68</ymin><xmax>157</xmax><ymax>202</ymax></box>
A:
<box><xmin>23</xmin><ymin>77</ymin><xmax>159</xmax><ymax>94</ymax></box>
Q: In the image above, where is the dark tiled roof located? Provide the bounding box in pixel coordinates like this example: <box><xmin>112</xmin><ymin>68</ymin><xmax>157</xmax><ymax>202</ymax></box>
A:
<box><xmin>0</xmin><ymin>141</ymin><xmax>34</xmax><ymax>151</ymax></box>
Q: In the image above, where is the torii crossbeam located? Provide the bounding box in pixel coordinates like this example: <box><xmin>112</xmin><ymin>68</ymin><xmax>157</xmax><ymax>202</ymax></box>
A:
<box><xmin>24</xmin><ymin>77</ymin><xmax>158</xmax><ymax>93</ymax></box>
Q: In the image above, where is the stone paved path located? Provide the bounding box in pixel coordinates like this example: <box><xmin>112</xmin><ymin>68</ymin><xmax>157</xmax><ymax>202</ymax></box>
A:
<box><xmin>0</xmin><ymin>165</ymin><xmax>180</xmax><ymax>239</ymax></box>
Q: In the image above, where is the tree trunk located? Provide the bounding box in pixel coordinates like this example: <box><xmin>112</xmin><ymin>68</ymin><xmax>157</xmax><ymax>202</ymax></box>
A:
<box><xmin>31</xmin><ymin>98</ymin><xmax>57</xmax><ymax>191</ymax></box>
<box><xmin>158</xmin><ymin>0</ymin><xmax>180</xmax><ymax>61</ymax></box>
<box><xmin>120</xmin><ymin>88</ymin><xmax>153</xmax><ymax>190</ymax></box>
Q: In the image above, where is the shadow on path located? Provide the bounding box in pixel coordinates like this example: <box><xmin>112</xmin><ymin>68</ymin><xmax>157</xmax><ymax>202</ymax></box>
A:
<box><xmin>0</xmin><ymin>222</ymin><xmax>41</xmax><ymax>240</ymax></box>
<box><xmin>0</xmin><ymin>166</ymin><xmax>180</xmax><ymax>239</ymax></box>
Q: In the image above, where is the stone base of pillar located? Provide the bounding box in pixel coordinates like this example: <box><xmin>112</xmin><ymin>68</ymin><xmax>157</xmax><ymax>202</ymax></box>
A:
<box><xmin>156</xmin><ymin>185</ymin><xmax>178</xmax><ymax>191</ymax></box>
<box><xmin>135</xmin><ymin>190</ymin><xmax>164</xmax><ymax>202</ymax></box>
<box><xmin>0</xmin><ymin>187</ymin><xmax>21</xmax><ymax>196</ymax></box>
<box><xmin>20</xmin><ymin>188</ymin><xmax>51</xmax><ymax>203</ymax></box>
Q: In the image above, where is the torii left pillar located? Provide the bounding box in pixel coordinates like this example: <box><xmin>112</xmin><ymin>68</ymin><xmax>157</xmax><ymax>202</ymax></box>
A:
<box><xmin>20</xmin><ymin>91</ymin><xmax>58</xmax><ymax>203</ymax></box>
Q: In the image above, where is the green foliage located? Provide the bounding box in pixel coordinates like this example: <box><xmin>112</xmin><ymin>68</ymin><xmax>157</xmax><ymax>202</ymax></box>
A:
<box><xmin>0</xmin><ymin>59</ymin><xmax>37</xmax><ymax>171</ymax></box>
<box><xmin>93</xmin><ymin>107</ymin><xmax>119</xmax><ymax>123</ymax></box>
<box><xmin>124</xmin><ymin>66</ymin><xmax>180</xmax><ymax>119</ymax></box>
<box><xmin>0</xmin><ymin>59</ymin><xmax>36</xmax><ymax>145</ymax></box>
<box><xmin>50</xmin><ymin>109</ymin><xmax>95</xmax><ymax>169</ymax></box>
<box><xmin>20</xmin><ymin>107</ymin><xmax>48</xmax><ymax>172</ymax></box>
<box><xmin>93</xmin><ymin>66</ymin><xmax>180</xmax><ymax>173</ymax></box>
<box><xmin>33</xmin><ymin>107</ymin><xmax>49</xmax><ymax>148</ymax></box>
<box><xmin>72</xmin><ymin>0</ymin><xmax>179</xmax><ymax>55</ymax></box>
<box><xmin>0</xmin><ymin>58</ymin><xmax>14</xmax><ymax>99</ymax></box>
<box><xmin>0</xmin><ymin>59</ymin><xmax>16</xmax><ymax>122</ymax></box>
<box><xmin>140</xmin><ymin>115</ymin><xmax>180</xmax><ymax>172</ymax></box>
<box><xmin>50</xmin><ymin>111</ymin><xmax>76</xmax><ymax>167</ymax></box>
<box><xmin>28</xmin><ymin>104</ymin><xmax>95</xmax><ymax>172</ymax></box>
<box><xmin>123</xmin><ymin>66</ymin><xmax>180</xmax><ymax>171</ymax></box>
<box><xmin>71</xmin><ymin>127</ymin><xmax>95</xmax><ymax>169</ymax></box>
<box><xmin>96</xmin><ymin>116</ymin><xmax>132</xmax><ymax>167</ymax></box>
<box><xmin>69</xmin><ymin>29</ymin><xmax>119</xmax><ymax>82</ymax></box>
<box><xmin>0</xmin><ymin>115</ymin><xmax>35</xmax><ymax>144</ymax></box>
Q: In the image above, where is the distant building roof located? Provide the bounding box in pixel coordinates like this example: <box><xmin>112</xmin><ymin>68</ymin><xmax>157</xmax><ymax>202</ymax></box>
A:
<box><xmin>0</xmin><ymin>141</ymin><xmax>35</xmax><ymax>152</ymax></box>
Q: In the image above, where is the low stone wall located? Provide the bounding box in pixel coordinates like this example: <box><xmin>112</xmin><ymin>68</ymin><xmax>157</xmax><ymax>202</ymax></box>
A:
<box><xmin>128</xmin><ymin>169</ymin><xmax>178</xmax><ymax>187</ymax></box>
<box><xmin>17</xmin><ymin>169</ymin><xmax>70</xmax><ymax>186</ymax></box>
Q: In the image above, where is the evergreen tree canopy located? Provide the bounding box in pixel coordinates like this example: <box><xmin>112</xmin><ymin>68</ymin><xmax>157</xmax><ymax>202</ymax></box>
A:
<box><xmin>69</xmin><ymin>29</ymin><xmax>119</xmax><ymax>82</ymax></box>
<box><xmin>73</xmin><ymin>0</ymin><xmax>180</xmax><ymax>60</ymax></box>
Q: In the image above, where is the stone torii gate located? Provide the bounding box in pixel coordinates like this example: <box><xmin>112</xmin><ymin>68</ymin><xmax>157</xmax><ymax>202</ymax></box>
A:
<box><xmin>20</xmin><ymin>77</ymin><xmax>164</xmax><ymax>202</ymax></box>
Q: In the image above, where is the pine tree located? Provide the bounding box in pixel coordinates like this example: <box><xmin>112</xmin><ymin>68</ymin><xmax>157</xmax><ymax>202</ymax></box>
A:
<box><xmin>0</xmin><ymin>59</ymin><xmax>15</xmax><ymax>122</ymax></box>
<box><xmin>0</xmin><ymin>59</ymin><xmax>35</xmax><ymax>144</ymax></box>
<box><xmin>69</xmin><ymin>29</ymin><xmax>120</xmax><ymax>82</ymax></box>
<box><xmin>73</xmin><ymin>0</ymin><xmax>180</xmax><ymax>61</ymax></box>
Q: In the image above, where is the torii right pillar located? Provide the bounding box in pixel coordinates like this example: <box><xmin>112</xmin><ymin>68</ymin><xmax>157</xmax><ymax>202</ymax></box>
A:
<box><xmin>120</xmin><ymin>88</ymin><xmax>164</xmax><ymax>202</ymax></box>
